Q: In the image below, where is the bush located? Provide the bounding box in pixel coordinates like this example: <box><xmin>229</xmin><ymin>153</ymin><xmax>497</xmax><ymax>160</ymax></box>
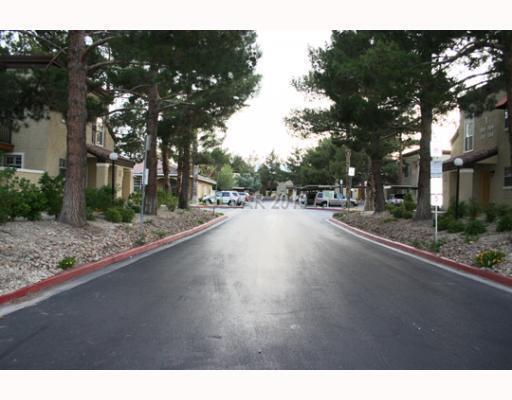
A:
<box><xmin>39</xmin><ymin>173</ymin><xmax>64</xmax><ymax>218</ymax></box>
<box><xmin>484</xmin><ymin>203</ymin><xmax>498</xmax><ymax>223</ymax></box>
<box><xmin>496</xmin><ymin>204</ymin><xmax>511</xmax><ymax>218</ymax></box>
<box><xmin>496</xmin><ymin>213</ymin><xmax>512</xmax><ymax>232</ymax></box>
<box><xmin>86</xmin><ymin>206</ymin><xmax>96</xmax><ymax>221</ymax></box>
<box><xmin>447</xmin><ymin>200</ymin><xmax>467</xmax><ymax>218</ymax></box>
<box><xmin>438</xmin><ymin>213</ymin><xmax>454</xmax><ymax>231</ymax></box>
<box><xmin>157</xmin><ymin>189</ymin><xmax>178</xmax><ymax>211</ymax></box>
<box><xmin>165</xmin><ymin>195</ymin><xmax>178</xmax><ymax>212</ymax></box>
<box><xmin>58</xmin><ymin>256</ymin><xmax>76</xmax><ymax>270</ymax></box>
<box><xmin>104</xmin><ymin>207</ymin><xmax>122</xmax><ymax>223</ymax></box>
<box><xmin>128</xmin><ymin>192</ymin><xmax>142</xmax><ymax>213</ymax></box>
<box><xmin>119</xmin><ymin>207</ymin><xmax>135</xmax><ymax>223</ymax></box>
<box><xmin>447</xmin><ymin>219</ymin><xmax>465</xmax><ymax>233</ymax></box>
<box><xmin>403</xmin><ymin>193</ymin><xmax>416</xmax><ymax>212</ymax></box>
<box><xmin>467</xmin><ymin>198</ymin><xmax>481</xmax><ymax>220</ymax></box>
<box><xmin>86</xmin><ymin>186</ymin><xmax>115</xmax><ymax>211</ymax></box>
<box><xmin>475</xmin><ymin>249</ymin><xmax>505</xmax><ymax>269</ymax></box>
<box><xmin>0</xmin><ymin>168</ymin><xmax>46</xmax><ymax>222</ymax></box>
<box><xmin>464</xmin><ymin>219</ymin><xmax>487</xmax><ymax>236</ymax></box>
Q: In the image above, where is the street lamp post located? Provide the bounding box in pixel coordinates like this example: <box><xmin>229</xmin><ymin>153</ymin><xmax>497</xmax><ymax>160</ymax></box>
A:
<box><xmin>109</xmin><ymin>152</ymin><xmax>118</xmax><ymax>202</ymax></box>
<box><xmin>454</xmin><ymin>157</ymin><xmax>463</xmax><ymax>219</ymax></box>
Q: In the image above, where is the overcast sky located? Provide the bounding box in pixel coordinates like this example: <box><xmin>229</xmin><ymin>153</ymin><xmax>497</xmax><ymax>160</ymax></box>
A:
<box><xmin>222</xmin><ymin>30</ymin><xmax>459</xmax><ymax>164</ymax></box>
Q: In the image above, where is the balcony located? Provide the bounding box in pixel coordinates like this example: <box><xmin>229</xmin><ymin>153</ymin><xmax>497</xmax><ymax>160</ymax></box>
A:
<box><xmin>0</xmin><ymin>121</ymin><xmax>14</xmax><ymax>152</ymax></box>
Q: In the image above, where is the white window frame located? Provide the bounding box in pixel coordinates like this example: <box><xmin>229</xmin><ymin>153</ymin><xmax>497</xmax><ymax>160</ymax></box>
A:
<box><xmin>463</xmin><ymin>117</ymin><xmax>474</xmax><ymax>153</ymax></box>
<box><xmin>3</xmin><ymin>152</ymin><xmax>24</xmax><ymax>169</ymax></box>
<box><xmin>95</xmin><ymin>118</ymin><xmax>105</xmax><ymax>147</ymax></box>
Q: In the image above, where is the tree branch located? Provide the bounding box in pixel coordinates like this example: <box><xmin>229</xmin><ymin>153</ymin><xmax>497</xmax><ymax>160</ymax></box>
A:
<box><xmin>82</xmin><ymin>35</ymin><xmax>117</xmax><ymax>60</ymax></box>
<box><xmin>87</xmin><ymin>59</ymin><xmax>117</xmax><ymax>72</ymax></box>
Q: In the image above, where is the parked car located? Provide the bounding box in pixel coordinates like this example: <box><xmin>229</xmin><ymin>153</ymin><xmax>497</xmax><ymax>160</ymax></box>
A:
<box><xmin>314</xmin><ymin>191</ymin><xmax>358</xmax><ymax>207</ymax></box>
<box><xmin>386</xmin><ymin>193</ymin><xmax>405</xmax><ymax>205</ymax></box>
<box><xmin>201</xmin><ymin>193</ymin><xmax>216</xmax><ymax>204</ymax></box>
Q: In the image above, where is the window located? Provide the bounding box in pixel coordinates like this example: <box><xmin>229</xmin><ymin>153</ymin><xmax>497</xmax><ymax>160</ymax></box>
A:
<box><xmin>3</xmin><ymin>153</ymin><xmax>23</xmax><ymax>169</ymax></box>
<box><xmin>505</xmin><ymin>167</ymin><xmax>512</xmax><ymax>188</ymax></box>
<box><xmin>95</xmin><ymin>119</ymin><xmax>105</xmax><ymax>147</ymax></box>
<box><xmin>464</xmin><ymin>117</ymin><xmax>474</xmax><ymax>152</ymax></box>
<box><xmin>59</xmin><ymin>158</ymin><xmax>67</xmax><ymax>177</ymax></box>
<box><xmin>133</xmin><ymin>175</ymin><xmax>142</xmax><ymax>191</ymax></box>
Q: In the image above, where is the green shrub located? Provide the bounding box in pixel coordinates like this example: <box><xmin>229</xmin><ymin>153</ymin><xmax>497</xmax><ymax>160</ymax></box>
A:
<box><xmin>128</xmin><ymin>192</ymin><xmax>142</xmax><ymax>213</ymax></box>
<box><xmin>496</xmin><ymin>213</ymin><xmax>512</xmax><ymax>232</ymax></box>
<box><xmin>447</xmin><ymin>219</ymin><xmax>465</xmax><ymax>233</ymax></box>
<box><xmin>86</xmin><ymin>186</ymin><xmax>115</xmax><ymax>211</ymax></box>
<box><xmin>403</xmin><ymin>193</ymin><xmax>416</xmax><ymax>212</ymax></box>
<box><xmin>390</xmin><ymin>206</ymin><xmax>403</xmax><ymax>218</ymax></box>
<box><xmin>39</xmin><ymin>173</ymin><xmax>64</xmax><ymax>218</ymax></box>
<box><xmin>86</xmin><ymin>206</ymin><xmax>96</xmax><ymax>221</ymax></box>
<box><xmin>475</xmin><ymin>249</ymin><xmax>505</xmax><ymax>268</ymax></box>
<box><xmin>0</xmin><ymin>168</ymin><xmax>46</xmax><ymax>222</ymax></box>
<box><xmin>467</xmin><ymin>198</ymin><xmax>481</xmax><ymax>220</ymax></box>
<box><xmin>437</xmin><ymin>213</ymin><xmax>453</xmax><ymax>231</ymax></box>
<box><xmin>119</xmin><ymin>207</ymin><xmax>135</xmax><ymax>223</ymax></box>
<box><xmin>447</xmin><ymin>200</ymin><xmax>467</xmax><ymax>218</ymax></box>
<box><xmin>496</xmin><ymin>204</ymin><xmax>511</xmax><ymax>218</ymax></box>
<box><xmin>402</xmin><ymin>210</ymin><xmax>413</xmax><ymax>219</ymax></box>
<box><xmin>165</xmin><ymin>195</ymin><xmax>178</xmax><ymax>212</ymax></box>
<box><xmin>484</xmin><ymin>203</ymin><xmax>498</xmax><ymax>223</ymax></box>
<box><xmin>104</xmin><ymin>207</ymin><xmax>122</xmax><ymax>223</ymax></box>
<box><xmin>134</xmin><ymin>234</ymin><xmax>146</xmax><ymax>246</ymax></box>
<box><xmin>464</xmin><ymin>219</ymin><xmax>487</xmax><ymax>236</ymax></box>
<box><xmin>58</xmin><ymin>256</ymin><xmax>76</xmax><ymax>270</ymax></box>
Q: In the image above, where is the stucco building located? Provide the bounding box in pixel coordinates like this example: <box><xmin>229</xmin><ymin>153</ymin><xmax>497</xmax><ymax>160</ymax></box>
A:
<box><xmin>442</xmin><ymin>92</ymin><xmax>512</xmax><ymax>209</ymax></box>
<box><xmin>0</xmin><ymin>111</ymin><xmax>135</xmax><ymax>200</ymax></box>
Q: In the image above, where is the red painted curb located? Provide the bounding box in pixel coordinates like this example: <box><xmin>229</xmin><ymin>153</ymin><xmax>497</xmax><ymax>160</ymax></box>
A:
<box><xmin>0</xmin><ymin>215</ymin><xmax>228</xmax><ymax>306</ymax></box>
<box><xmin>305</xmin><ymin>207</ymin><xmax>358</xmax><ymax>212</ymax></box>
<box><xmin>329</xmin><ymin>217</ymin><xmax>512</xmax><ymax>289</ymax></box>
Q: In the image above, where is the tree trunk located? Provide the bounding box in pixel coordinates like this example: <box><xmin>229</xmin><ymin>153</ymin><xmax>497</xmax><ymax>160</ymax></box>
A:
<box><xmin>144</xmin><ymin>83</ymin><xmax>159</xmax><ymax>215</ymax></box>
<box><xmin>415</xmin><ymin>100</ymin><xmax>433</xmax><ymax>220</ymax></box>
<box><xmin>504</xmin><ymin>40</ymin><xmax>512</xmax><ymax>168</ymax></box>
<box><xmin>192</xmin><ymin>135</ymin><xmax>198</xmax><ymax>203</ymax></box>
<box><xmin>59</xmin><ymin>31</ymin><xmax>88</xmax><ymax>227</ymax></box>
<box><xmin>161</xmin><ymin>142</ymin><xmax>170</xmax><ymax>193</ymax></box>
<box><xmin>398</xmin><ymin>133</ymin><xmax>404</xmax><ymax>185</ymax></box>
<box><xmin>371</xmin><ymin>157</ymin><xmax>385</xmax><ymax>213</ymax></box>
<box><xmin>179</xmin><ymin>139</ymin><xmax>191</xmax><ymax>209</ymax></box>
<box><xmin>345</xmin><ymin>147</ymin><xmax>351</xmax><ymax>201</ymax></box>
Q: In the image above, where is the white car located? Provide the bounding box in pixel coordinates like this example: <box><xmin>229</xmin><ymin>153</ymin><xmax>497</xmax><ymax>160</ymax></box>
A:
<box><xmin>237</xmin><ymin>191</ymin><xmax>250</xmax><ymax>203</ymax></box>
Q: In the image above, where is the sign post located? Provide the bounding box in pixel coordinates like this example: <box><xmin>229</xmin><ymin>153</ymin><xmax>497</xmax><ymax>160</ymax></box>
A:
<box><xmin>430</xmin><ymin>158</ymin><xmax>443</xmax><ymax>247</ymax></box>
<box><xmin>347</xmin><ymin>167</ymin><xmax>355</xmax><ymax>218</ymax></box>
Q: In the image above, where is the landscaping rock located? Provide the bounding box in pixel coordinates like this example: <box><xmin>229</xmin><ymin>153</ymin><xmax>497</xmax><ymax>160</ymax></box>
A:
<box><xmin>334</xmin><ymin>211</ymin><xmax>512</xmax><ymax>278</ymax></box>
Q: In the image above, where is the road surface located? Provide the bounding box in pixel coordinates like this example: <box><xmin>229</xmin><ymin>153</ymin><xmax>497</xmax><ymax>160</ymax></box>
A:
<box><xmin>1</xmin><ymin>205</ymin><xmax>512</xmax><ymax>369</ymax></box>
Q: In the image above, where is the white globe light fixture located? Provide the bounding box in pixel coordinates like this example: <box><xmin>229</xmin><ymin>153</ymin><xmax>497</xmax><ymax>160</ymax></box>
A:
<box><xmin>453</xmin><ymin>157</ymin><xmax>463</xmax><ymax>167</ymax></box>
<box><xmin>109</xmin><ymin>152</ymin><xmax>119</xmax><ymax>161</ymax></box>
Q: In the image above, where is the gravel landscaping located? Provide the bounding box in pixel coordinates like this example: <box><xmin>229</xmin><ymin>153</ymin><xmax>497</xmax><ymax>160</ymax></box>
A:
<box><xmin>0</xmin><ymin>208</ymin><xmax>221</xmax><ymax>296</ymax></box>
<box><xmin>334</xmin><ymin>211</ymin><xmax>512</xmax><ymax>277</ymax></box>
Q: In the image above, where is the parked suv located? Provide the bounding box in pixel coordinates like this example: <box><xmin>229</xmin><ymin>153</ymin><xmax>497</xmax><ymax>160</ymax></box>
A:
<box><xmin>217</xmin><ymin>191</ymin><xmax>238</xmax><ymax>205</ymax></box>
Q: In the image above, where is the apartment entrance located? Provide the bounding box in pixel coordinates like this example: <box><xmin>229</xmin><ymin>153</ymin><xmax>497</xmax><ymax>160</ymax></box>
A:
<box><xmin>479</xmin><ymin>170</ymin><xmax>491</xmax><ymax>207</ymax></box>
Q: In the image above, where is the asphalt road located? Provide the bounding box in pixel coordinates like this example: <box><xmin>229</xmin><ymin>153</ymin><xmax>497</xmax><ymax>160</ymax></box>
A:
<box><xmin>1</xmin><ymin>205</ymin><xmax>512</xmax><ymax>369</ymax></box>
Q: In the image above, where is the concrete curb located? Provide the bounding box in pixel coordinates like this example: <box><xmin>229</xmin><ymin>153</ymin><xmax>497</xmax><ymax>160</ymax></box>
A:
<box><xmin>329</xmin><ymin>217</ymin><xmax>512</xmax><ymax>289</ymax></box>
<box><xmin>305</xmin><ymin>207</ymin><xmax>360</xmax><ymax>212</ymax></box>
<box><xmin>0</xmin><ymin>215</ymin><xmax>228</xmax><ymax>305</ymax></box>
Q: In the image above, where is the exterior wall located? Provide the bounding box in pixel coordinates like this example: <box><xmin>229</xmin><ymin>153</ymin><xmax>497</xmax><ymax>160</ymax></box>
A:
<box><xmin>0</xmin><ymin>167</ymin><xmax>45</xmax><ymax>185</ymax></box>
<box><xmin>9</xmin><ymin>112</ymin><xmax>52</xmax><ymax>171</ymax></box>
<box><xmin>46</xmin><ymin>111</ymin><xmax>68</xmax><ymax>177</ymax></box>
<box><xmin>196</xmin><ymin>180</ymin><xmax>214</xmax><ymax>199</ymax></box>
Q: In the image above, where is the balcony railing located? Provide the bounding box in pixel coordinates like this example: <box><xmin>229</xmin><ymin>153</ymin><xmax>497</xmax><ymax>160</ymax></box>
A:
<box><xmin>0</xmin><ymin>121</ymin><xmax>12</xmax><ymax>144</ymax></box>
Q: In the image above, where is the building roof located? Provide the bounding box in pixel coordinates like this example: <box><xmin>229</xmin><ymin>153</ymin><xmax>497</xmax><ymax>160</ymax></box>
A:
<box><xmin>133</xmin><ymin>161</ymin><xmax>216</xmax><ymax>185</ymax></box>
<box><xmin>402</xmin><ymin>148</ymin><xmax>451</xmax><ymax>158</ymax></box>
<box><xmin>443</xmin><ymin>146</ymin><xmax>498</xmax><ymax>171</ymax></box>
<box><xmin>86</xmin><ymin>144</ymin><xmax>135</xmax><ymax>168</ymax></box>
